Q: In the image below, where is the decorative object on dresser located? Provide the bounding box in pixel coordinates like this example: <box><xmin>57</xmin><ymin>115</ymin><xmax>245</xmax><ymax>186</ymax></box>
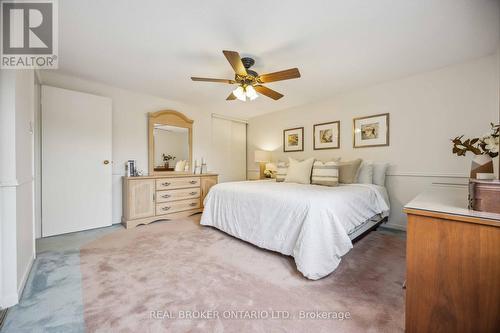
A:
<box><xmin>162</xmin><ymin>154</ymin><xmax>176</xmax><ymax>170</ymax></box>
<box><xmin>283</xmin><ymin>127</ymin><xmax>304</xmax><ymax>152</ymax></box>
<box><xmin>126</xmin><ymin>160</ymin><xmax>137</xmax><ymax>177</ymax></box>
<box><xmin>313</xmin><ymin>121</ymin><xmax>340</xmax><ymax>150</ymax></box>
<box><xmin>200</xmin><ymin>158</ymin><xmax>208</xmax><ymax>174</ymax></box>
<box><xmin>404</xmin><ymin>186</ymin><xmax>500</xmax><ymax>333</ymax></box>
<box><xmin>122</xmin><ymin>173</ymin><xmax>218</xmax><ymax>228</ymax></box>
<box><xmin>353</xmin><ymin>113</ymin><xmax>390</xmax><ymax>148</ymax></box>
<box><xmin>254</xmin><ymin>150</ymin><xmax>271</xmax><ymax>179</ymax></box>
<box><xmin>469</xmin><ymin>179</ymin><xmax>500</xmax><ymax>214</ymax></box>
<box><xmin>451</xmin><ymin>122</ymin><xmax>499</xmax><ymax>179</ymax></box>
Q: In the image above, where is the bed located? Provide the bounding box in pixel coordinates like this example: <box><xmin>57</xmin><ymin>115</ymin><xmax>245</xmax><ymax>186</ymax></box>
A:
<box><xmin>200</xmin><ymin>180</ymin><xmax>390</xmax><ymax>280</ymax></box>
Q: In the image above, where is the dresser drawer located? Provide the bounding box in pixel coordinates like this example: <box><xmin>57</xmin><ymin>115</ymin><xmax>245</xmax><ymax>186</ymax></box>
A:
<box><xmin>156</xmin><ymin>199</ymin><xmax>200</xmax><ymax>215</ymax></box>
<box><xmin>156</xmin><ymin>177</ymin><xmax>200</xmax><ymax>190</ymax></box>
<box><xmin>156</xmin><ymin>188</ymin><xmax>200</xmax><ymax>203</ymax></box>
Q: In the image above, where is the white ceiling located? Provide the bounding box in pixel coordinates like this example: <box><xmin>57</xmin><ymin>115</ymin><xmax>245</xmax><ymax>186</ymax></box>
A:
<box><xmin>52</xmin><ymin>0</ymin><xmax>499</xmax><ymax>119</ymax></box>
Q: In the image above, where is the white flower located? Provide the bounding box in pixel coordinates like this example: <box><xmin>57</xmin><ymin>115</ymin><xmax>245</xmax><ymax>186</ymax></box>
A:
<box><xmin>483</xmin><ymin>135</ymin><xmax>499</xmax><ymax>153</ymax></box>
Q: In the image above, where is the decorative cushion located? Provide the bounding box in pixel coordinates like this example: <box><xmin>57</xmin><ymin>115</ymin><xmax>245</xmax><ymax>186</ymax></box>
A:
<box><xmin>357</xmin><ymin>161</ymin><xmax>374</xmax><ymax>184</ymax></box>
<box><xmin>284</xmin><ymin>157</ymin><xmax>315</xmax><ymax>184</ymax></box>
<box><xmin>372</xmin><ymin>162</ymin><xmax>389</xmax><ymax>186</ymax></box>
<box><xmin>275</xmin><ymin>161</ymin><xmax>288</xmax><ymax>182</ymax></box>
<box><xmin>311</xmin><ymin>161</ymin><xmax>340</xmax><ymax>186</ymax></box>
<box><xmin>339</xmin><ymin>159</ymin><xmax>363</xmax><ymax>184</ymax></box>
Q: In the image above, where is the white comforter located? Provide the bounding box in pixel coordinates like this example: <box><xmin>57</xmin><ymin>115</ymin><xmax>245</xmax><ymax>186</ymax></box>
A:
<box><xmin>200</xmin><ymin>180</ymin><xmax>390</xmax><ymax>280</ymax></box>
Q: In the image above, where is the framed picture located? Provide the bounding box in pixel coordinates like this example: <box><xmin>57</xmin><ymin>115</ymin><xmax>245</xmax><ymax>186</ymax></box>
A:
<box><xmin>353</xmin><ymin>113</ymin><xmax>390</xmax><ymax>148</ymax></box>
<box><xmin>313</xmin><ymin>121</ymin><xmax>340</xmax><ymax>150</ymax></box>
<box><xmin>283</xmin><ymin>127</ymin><xmax>304</xmax><ymax>152</ymax></box>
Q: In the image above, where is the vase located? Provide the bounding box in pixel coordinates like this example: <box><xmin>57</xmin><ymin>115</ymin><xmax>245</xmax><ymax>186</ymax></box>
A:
<box><xmin>470</xmin><ymin>155</ymin><xmax>493</xmax><ymax>179</ymax></box>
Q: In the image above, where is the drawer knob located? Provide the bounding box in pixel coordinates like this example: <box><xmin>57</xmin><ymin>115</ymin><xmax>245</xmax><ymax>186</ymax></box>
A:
<box><xmin>162</xmin><ymin>194</ymin><xmax>171</xmax><ymax>198</ymax></box>
<box><xmin>162</xmin><ymin>182</ymin><xmax>171</xmax><ymax>186</ymax></box>
<box><xmin>189</xmin><ymin>202</ymin><xmax>197</xmax><ymax>207</ymax></box>
<box><xmin>189</xmin><ymin>191</ymin><xmax>197</xmax><ymax>195</ymax></box>
<box><xmin>162</xmin><ymin>206</ymin><xmax>171</xmax><ymax>211</ymax></box>
<box><xmin>189</xmin><ymin>180</ymin><xmax>197</xmax><ymax>184</ymax></box>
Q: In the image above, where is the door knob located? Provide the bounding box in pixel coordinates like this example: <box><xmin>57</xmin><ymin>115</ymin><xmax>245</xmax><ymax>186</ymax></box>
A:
<box><xmin>103</xmin><ymin>160</ymin><xmax>110</xmax><ymax>165</ymax></box>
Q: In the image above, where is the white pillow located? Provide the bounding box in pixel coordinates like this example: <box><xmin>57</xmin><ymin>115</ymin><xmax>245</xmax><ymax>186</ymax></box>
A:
<box><xmin>284</xmin><ymin>157</ymin><xmax>315</xmax><ymax>184</ymax></box>
<box><xmin>372</xmin><ymin>162</ymin><xmax>389</xmax><ymax>186</ymax></box>
<box><xmin>357</xmin><ymin>161</ymin><xmax>374</xmax><ymax>184</ymax></box>
<box><xmin>174</xmin><ymin>160</ymin><xmax>186</xmax><ymax>172</ymax></box>
<box><xmin>276</xmin><ymin>161</ymin><xmax>288</xmax><ymax>182</ymax></box>
<box><xmin>311</xmin><ymin>160</ymin><xmax>339</xmax><ymax>186</ymax></box>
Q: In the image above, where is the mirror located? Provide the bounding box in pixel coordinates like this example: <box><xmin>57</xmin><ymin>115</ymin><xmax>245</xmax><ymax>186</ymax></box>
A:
<box><xmin>148</xmin><ymin>110</ymin><xmax>193</xmax><ymax>175</ymax></box>
<box><xmin>153</xmin><ymin>124</ymin><xmax>189</xmax><ymax>171</ymax></box>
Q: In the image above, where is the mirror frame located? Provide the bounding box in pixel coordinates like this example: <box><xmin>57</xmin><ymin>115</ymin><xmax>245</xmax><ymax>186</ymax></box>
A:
<box><xmin>148</xmin><ymin>110</ymin><xmax>193</xmax><ymax>175</ymax></box>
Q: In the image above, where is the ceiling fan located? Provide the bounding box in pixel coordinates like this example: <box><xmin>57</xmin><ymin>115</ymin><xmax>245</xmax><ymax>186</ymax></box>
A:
<box><xmin>191</xmin><ymin>50</ymin><xmax>301</xmax><ymax>102</ymax></box>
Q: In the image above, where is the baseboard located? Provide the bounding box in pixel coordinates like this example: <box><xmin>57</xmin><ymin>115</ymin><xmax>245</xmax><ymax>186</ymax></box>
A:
<box><xmin>17</xmin><ymin>254</ymin><xmax>34</xmax><ymax>302</ymax></box>
<box><xmin>382</xmin><ymin>222</ymin><xmax>407</xmax><ymax>231</ymax></box>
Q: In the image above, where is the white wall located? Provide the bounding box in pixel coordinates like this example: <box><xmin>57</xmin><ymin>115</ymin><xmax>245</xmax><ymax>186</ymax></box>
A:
<box><xmin>0</xmin><ymin>70</ymin><xmax>36</xmax><ymax>308</ymax></box>
<box><xmin>247</xmin><ymin>55</ymin><xmax>500</xmax><ymax>230</ymax></box>
<box><xmin>39</xmin><ymin>71</ymin><xmax>217</xmax><ymax>225</ymax></box>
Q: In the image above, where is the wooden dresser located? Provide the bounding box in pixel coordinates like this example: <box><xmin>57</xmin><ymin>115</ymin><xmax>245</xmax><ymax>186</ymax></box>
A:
<box><xmin>122</xmin><ymin>173</ymin><xmax>218</xmax><ymax>228</ymax></box>
<box><xmin>404</xmin><ymin>186</ymin><xmax>500</xmax><ymax>333</ymax></box>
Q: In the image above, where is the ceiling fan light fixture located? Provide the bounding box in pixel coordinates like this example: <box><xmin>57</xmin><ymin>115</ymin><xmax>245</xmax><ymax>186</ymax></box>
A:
<box><xmin>233</xmin><ymin>86</ymin><xmax>246</xmax><ymax>101</ymax></box>
<box><xmin>192</xmin><ymin>50</ymin><xmax>299</xmax><ymax>101</ymax></box>
<box><xmin>246</xmin><ymin>85</ymin><xmax>258</xmax><ymax>100</ymax></box>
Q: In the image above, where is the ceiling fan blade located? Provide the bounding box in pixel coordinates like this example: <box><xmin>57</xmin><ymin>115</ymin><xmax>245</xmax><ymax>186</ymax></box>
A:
<box><xmin>226</xmin><ymin>92</ymin><xmax>237</xmax><ymax>100</ymax></box>
<box><xmin>222</xmin><ymin>50</ymin><xmax>247</xmax><ymax>76</ymax></box>
<box><xmin>257</xmin><ymin>68</ymin><xmax>301</xmax><ymax>83</ymax></box>
<box><xmin>254</xmin><ymin>85</ymin><xmax>284</xmax><ymax>100</ymax></box>
<box><xmin>191</xmin><ymin>77</ymin><xmax>235</xmax><ymax>84</ymax></box>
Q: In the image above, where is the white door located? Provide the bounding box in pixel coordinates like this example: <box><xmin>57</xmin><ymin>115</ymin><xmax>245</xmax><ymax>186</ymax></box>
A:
<box><xmin>41</xmin><ymin>86</ymin><xmax>112</xmax><ymax>237</ymax></box>
<box><xmin>211</xmin><ymin>116</ymin><xmax>247</xmax><ymax>182</ymax></box>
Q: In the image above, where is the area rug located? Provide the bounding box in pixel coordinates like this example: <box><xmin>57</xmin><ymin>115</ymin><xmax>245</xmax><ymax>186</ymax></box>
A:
<box><xmin>80</xmin><ymin>216</ymin><xmax>405</xmax><ymax>332</ymax></box>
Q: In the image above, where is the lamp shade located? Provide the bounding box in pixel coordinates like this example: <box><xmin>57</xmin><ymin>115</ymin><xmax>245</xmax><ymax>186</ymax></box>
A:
<box><xmin>254</xmin><ymin>150</ymin><xmax>271</xmax><ymax>163</ymax></box>
<box><xmin>265</xmin><ymin>162</ymin><xmax>277</xmax><ymax>172</ymax></box>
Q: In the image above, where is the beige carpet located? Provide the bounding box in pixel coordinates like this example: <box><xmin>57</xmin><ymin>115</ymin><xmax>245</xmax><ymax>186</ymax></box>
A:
<box><xmin>80</xmin><ymin>216</ymin><xmax>405</xmax><ymax>332</ymax></box>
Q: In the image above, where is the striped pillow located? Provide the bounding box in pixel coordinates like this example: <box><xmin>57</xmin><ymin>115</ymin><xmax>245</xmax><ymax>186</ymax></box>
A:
<box><xmin>276</xmin><ymin>161</ymin><xmax>288</xmax><ymax>182</ymax></box>
<box><xmin>311</xmin><ymin>161</ymin><xmax>339</xmax><ymax>186</ymax></box>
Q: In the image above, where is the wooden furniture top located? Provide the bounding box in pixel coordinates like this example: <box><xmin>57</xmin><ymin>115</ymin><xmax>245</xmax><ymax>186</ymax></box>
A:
<box><xmin>404</xmin><ymin>186</ymin><xmax>500</xmax><ymax>227</ymax></box>
<box><xmin>124</xmin><ymin>173</ymin><xmax>218</xmax><ymax>180</ymax></box>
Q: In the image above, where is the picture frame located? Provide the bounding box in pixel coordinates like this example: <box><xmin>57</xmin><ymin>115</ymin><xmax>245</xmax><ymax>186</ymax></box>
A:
<box><xmin>313</xmin><ymin>121</ymin><xmax>340</xmax><ymax>150</ymax></box>
<box><xmin>353</xmin><ymin>113</ymin><xmax>390</xmax><ymax>148</ymax></box>
<box><xmin>283</xmin><ymin>127</ymin><xmax>304</xmax><ymax>152</ymax></box>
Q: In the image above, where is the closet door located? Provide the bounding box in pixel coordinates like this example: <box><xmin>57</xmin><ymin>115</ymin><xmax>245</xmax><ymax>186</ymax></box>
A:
<box><xmin>211</xmin><ymin>116</ymin><xmax>247</xmax><ymax>183</ymax></box>
<box><xmin>41</xmin><ymin>86</ymin><xmax>112</xmax><ymax>236</ymax></box>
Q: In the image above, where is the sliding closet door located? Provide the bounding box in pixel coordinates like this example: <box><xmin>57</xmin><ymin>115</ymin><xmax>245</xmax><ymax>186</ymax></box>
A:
<box><xmin>41</xmin><ymin>86</ymin><xmax>112</xmax><ymax>237</ymax></box>
<box><xmin>211</xmin><ymin>116</ymin><xmax>247</xmax><ymax>182</ymax></box>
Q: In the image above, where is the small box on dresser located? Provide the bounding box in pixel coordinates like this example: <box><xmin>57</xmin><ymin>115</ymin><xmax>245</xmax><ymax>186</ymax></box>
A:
<box><xmin>469</xmin><ymin>179</ymin><xmax>500</xmax><ymax>214</ymax></box>
<box><xmin>122</xmin><ymin>173</ymin><xmax>218</xmax><ymax>229</ymax></box>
